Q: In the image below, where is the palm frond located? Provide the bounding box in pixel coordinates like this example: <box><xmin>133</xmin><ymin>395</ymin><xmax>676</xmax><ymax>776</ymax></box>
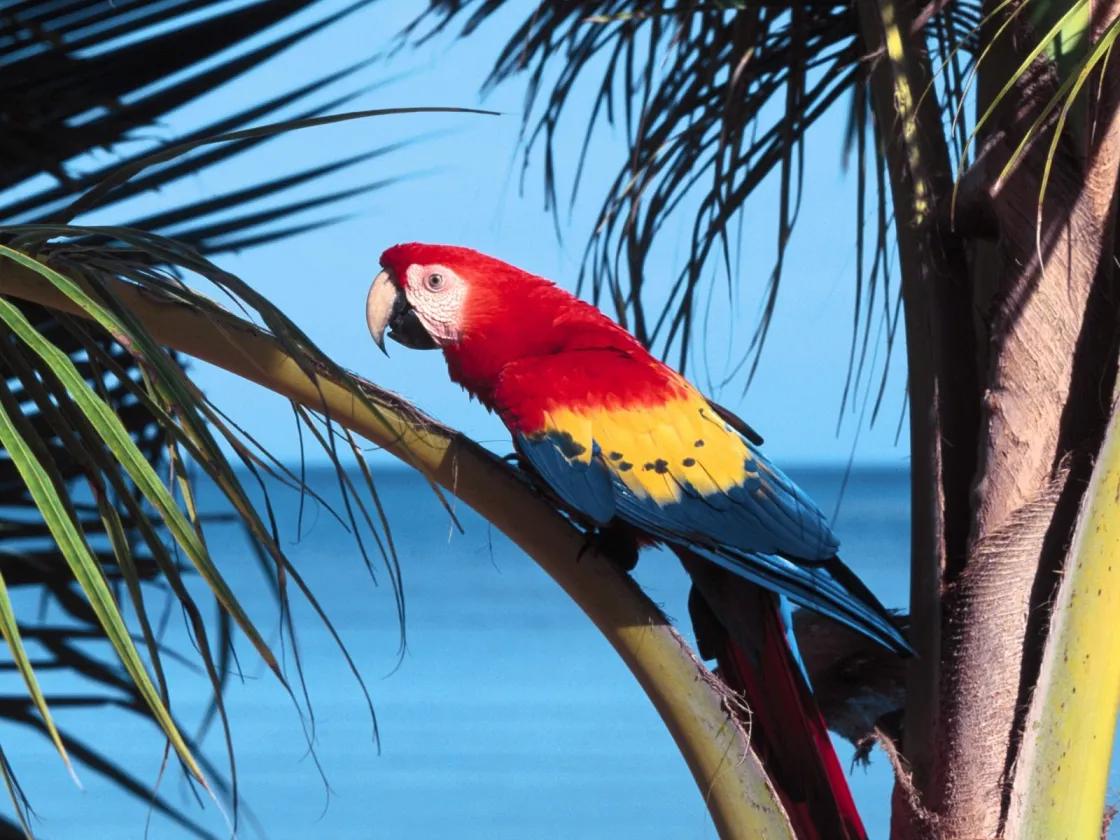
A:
<box><xmin>0</xmin><ymin>228</ymin><xmax>407</xmax><ymax>830</ymax></box>
<box><xmin>2</xmin><ymin>1</ymin><xmax>413</xmax><ymax>248</ymax></box>
<box><xmin>1</xmin><ymin>0</ymin><xmax>372</xmax><ymax>191</ymax></box>
<box><xmin>0</xmin><ymin>2</ymin><xmax>476</xmax><ymax>825</ymax></box>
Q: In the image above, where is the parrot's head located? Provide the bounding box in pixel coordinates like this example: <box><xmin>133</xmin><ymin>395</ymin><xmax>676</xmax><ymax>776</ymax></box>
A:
<box><xmin>367</xmin><ymin>242</ymin><xmax>603</xmax><ymax>398</ymax></box>
<box><xmin>366</xmin><ymin>242</ymin><xmax>463</xmax><ymax>354</ymax></box>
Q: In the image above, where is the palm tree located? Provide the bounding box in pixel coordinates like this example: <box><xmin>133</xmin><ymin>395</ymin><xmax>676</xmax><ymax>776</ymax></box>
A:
<box><xmin>2</xmin><ymin>1</ymin><xmax>1119</xmax><ymax>838</ymax></box>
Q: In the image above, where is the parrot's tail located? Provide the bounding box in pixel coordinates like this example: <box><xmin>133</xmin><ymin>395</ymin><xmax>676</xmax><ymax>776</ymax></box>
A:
<box><xmin>687</xmin><ymin>571</ymin><xmax>868</xmax><ymax>840</ymax></box>
<box><xmin>695</xmin><ymin>544</ymin><xmax>911</xmax><ymax>657</ymax></box>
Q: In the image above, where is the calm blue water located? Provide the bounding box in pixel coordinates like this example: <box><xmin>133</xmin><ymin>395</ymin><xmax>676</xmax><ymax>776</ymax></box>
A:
<box><xmin>0</xmin><ymin>464</ymin><xmax>1105</xmax><ymax>839</ymax></box>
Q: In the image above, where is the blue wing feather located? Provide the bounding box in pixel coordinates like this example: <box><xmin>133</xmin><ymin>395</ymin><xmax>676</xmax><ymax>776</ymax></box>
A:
<box><xmin>511</xmin><ymin>407</ymin><xmax>907</xmax><ymax>655</ymax></box>
<box><xmin>611</xmin><ymin>477</ymin><xmax>909</xmax><ymax>653</ymax></box>
<box><xmin>516</xmin><ymin>433</ymin><xmax>616</xmax><ymax>526</ymax></box>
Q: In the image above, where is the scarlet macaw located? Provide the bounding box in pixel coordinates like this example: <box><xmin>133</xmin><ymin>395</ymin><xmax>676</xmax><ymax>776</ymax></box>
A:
<box><xmin>367</xmin><ymin>243</ymin><xmax>907</xmax><ymax>839</ymax></box>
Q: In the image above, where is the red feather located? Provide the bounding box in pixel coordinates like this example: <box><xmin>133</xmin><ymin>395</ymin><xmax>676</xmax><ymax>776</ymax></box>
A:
<box><xmin>491</xmin><ymin>351</ymin><xmax>691</xmax><ymax>433</ymax></box>
<box><xmin>720</xmin><ymin>600</ymin><xmax>866</xmax><ymax>839</ymax></box>
<box><xmin>683</xmin><ymin>560</ymin><xmax>867</xmax><ymax>839</ymax></box>
<box><xmin>380</xmin><ymin>242</ymin><xmax>668</xmax><ymax>418</ymax></box>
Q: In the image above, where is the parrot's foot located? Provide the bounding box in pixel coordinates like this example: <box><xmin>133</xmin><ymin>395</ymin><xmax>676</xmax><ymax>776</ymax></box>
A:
<box><xmin>577</xmin><ymin>523</ymin><xmax>639</xmax><ymax>573</ymax></box>
<box><xmin>502</xmin><ymin>451</ymin><xmax>540</xmax><ymax>489</ymax></box>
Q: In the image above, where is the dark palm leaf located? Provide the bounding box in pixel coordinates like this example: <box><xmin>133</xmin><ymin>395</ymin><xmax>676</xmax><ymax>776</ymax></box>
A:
<box><xmin>1</xmin><ymin>0</ymin><xmax>373</xmax><ymax>190</ymax></box>
<box><xmin>412</xmin><ymin>1</ymin><xmax>981</xmax><ymax>404</ymax></box>
<box><xmin>0</xmin><ymin>2</ymin><xmax>423</xmax><ymax>831</ymax></box>
<box><xmin>0</xmin><ymin>226</ymin><xmax>412</xmax><ymax>834</ymax></box>
<box><xmin>1</xmin><ymin>0</ymin><xmax>405</xmax><ymax>245</ymax></box>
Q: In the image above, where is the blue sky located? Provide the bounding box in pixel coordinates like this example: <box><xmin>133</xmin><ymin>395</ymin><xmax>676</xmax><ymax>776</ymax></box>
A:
<box><xmin>81</xmin><ymin>0</ymin><xmax>911</xmax><ymax>467</ymax></box>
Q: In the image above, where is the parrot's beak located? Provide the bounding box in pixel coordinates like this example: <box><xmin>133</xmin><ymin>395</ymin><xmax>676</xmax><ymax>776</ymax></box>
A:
<box><xmin>366</xmin><ymin>269</ymin><xmax>438</xmax><ymax>355</ymax></box>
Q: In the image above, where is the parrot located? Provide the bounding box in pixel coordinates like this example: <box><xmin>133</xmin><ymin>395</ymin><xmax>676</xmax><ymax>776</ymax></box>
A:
<box><xmin>366</xmin><ymin>243</ymin><xmax>909</xmax><ymax>839</ymax></box>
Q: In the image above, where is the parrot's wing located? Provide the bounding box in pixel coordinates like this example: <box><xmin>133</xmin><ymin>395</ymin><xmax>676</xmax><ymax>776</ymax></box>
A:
<box><xmin>495</xmin><ymin>352</ymin><xmax>906</xmax><ymax>653</ymax></box>
<box><xmin>586</xmin><ymin>404</ymin><xmax>907</xmax><ymax>652</ymax></box>
<box><xmin>496</xmin><ymin>351</ymin><xmax>837</xmax><ymax>559</ymax></box>
<box><xmin>586</xmin><ymin>392</ymin><xmax>839</xmax><ymax>561</ymax></box>
<box><xmin>515</xmin><ymin>428</ymin><xmax>616</xmax><ymax>526</ymax></box>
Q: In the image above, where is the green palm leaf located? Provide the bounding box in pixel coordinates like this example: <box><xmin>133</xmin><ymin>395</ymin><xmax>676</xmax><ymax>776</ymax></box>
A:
<box><xmin>0</xmin><ymin>570</ymin><xmax>75</xmax><ymax>783</ymax></box>
<box><xmin>0</xmin><ymin>367</ymin><xmax>208</xmax><ymax>787</ymax></box>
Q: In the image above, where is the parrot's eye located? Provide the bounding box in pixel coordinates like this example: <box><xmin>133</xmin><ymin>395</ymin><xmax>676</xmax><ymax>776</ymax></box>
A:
<box><xmin>424</xmin><ymin>273</ymin><xmax>446</xmax><ymax>292</ymax></box>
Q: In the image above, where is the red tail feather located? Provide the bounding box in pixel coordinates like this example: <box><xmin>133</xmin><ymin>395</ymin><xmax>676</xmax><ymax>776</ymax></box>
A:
<box><xmin>717</xmin><ymin>596</ymin><xmax>866</xmax><ymax>839</ymax></box>
<box><xmin>682</xmin><ymin>556</ymin><xmax>866</xmax><ymax>839</ymax></box>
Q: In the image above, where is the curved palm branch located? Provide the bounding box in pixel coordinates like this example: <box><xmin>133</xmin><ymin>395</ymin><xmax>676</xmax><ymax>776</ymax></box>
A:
<box><xmin>0</xmin><ymin>230</ymin><xmax>803</xmax><ymax>838</ymax></box>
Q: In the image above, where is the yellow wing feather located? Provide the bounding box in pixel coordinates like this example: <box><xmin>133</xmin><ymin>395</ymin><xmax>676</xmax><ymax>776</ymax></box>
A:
<box><xmin>546</xmin><ymin>389</ymin><xmax>752</xmax><ymax>506</ymax></box>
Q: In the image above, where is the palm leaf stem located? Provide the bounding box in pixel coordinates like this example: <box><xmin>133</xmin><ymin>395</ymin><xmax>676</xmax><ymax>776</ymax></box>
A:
<box><xmin>0</xmin><ymin>253</ymin><xmax>796</xmax><ymax>840</ymax></box>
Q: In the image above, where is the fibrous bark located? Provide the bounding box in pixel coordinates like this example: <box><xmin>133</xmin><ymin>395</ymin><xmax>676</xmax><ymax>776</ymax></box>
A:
<box><xmin>860</xmin><ymin>0</ymin><xmax>1120</xmax><ymax>836</ymax></box>
<box><xmin>930</xmin><ymin>6</ymin><xmax>1120</xmax><ymax>832</ymax></box>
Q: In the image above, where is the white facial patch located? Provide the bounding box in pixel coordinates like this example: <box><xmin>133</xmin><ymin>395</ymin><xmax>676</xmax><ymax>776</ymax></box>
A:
<box><xmin>403</xmin><ymin>263</ymin><xmax>468</xmax><ymax>345</ymax></box>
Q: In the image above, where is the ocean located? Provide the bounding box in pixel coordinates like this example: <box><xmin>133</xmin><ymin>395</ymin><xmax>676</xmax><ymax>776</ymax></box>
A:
<box><xmin>0</xmin><ymin>464</ymin><xmax>1103</xmax><ymax>838</ymax></box>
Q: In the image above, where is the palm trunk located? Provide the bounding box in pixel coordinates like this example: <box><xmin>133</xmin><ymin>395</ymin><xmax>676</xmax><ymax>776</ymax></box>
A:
<box><xmin>859</xmin><ymin>0</ymin><xmax>1120</xmax><ymax>835</ymax></box>
<box><xmin>855</xmin><ymin>0</ymin><xmax>977</xmax><ymax>830</ymax></box>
